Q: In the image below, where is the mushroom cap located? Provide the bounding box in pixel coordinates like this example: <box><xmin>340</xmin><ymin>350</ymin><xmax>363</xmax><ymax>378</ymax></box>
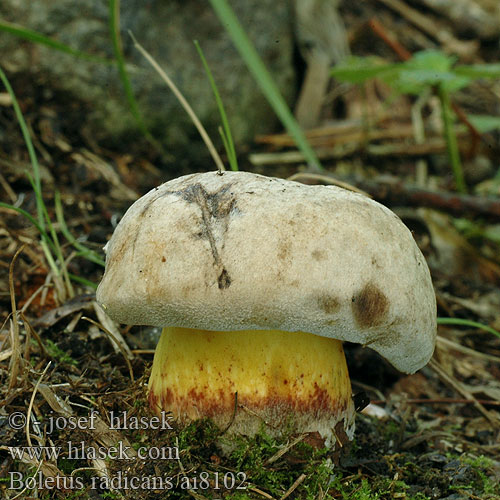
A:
<box><xmin>97</xmin><ymin>171</ymin><xmax>436</xmax><ymax>373</ymax></box>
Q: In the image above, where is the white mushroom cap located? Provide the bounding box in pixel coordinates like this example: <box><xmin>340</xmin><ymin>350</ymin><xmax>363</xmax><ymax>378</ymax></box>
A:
<box><xmin>97</xmin><ymin>171</ymin><xmax>436</xmax><ymax>374</ymax></box>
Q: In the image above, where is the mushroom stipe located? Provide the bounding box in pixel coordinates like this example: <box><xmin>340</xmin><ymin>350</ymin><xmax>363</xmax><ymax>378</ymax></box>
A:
<box><xmin>97</xmin><ymin>171</ymin><xmax>436</xmax><ymax>448</ymax></box>
<box><xmin>148</xmin><ymin>327</ymin><xmax>354</xmax><ymax>446</ymax></box>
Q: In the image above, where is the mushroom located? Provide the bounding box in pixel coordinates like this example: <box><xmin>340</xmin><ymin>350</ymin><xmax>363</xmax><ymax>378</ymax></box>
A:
<box><xmin>96</xmin><ymin>171</ymin><xmax>436</xmax><ymax>446</ymax></box>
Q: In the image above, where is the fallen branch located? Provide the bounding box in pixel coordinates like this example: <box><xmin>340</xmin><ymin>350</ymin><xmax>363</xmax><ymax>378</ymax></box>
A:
<box><xmin>354</xmin><ymin>177</ymin><xmax>500</xmax><ymax>221</ymax></box>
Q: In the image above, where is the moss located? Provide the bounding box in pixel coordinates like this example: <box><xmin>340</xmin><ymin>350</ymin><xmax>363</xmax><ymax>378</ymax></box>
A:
<box><xmin>4</xmin><ymin>374</ymin><xmax>498</xmax><ymax>500</ymax></box>
<box><xmin>44</xmin><ymin>338</ymin><xmax>78</xmax><ymax>366</ymax></box>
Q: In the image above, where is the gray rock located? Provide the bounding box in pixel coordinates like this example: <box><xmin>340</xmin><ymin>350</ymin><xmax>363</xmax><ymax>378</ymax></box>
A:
<box><xmin>0</xmin><ymin>0</ymin><xmax>296</xmax><ymax>160</ymax></box>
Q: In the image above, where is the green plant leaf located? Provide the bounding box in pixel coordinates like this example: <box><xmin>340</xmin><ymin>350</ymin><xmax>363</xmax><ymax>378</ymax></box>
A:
<box><xmin>394</xmin><ymin>68</ymin><xmax>470</xmax><ymax>94</ymax></box>
<box><xmin>467</xmin><ymin>114</ymin><xmax>500</xmax><ymax>133</ymax></box>
<box><xmin>331</xmin><ymin>51</ymin><xmax>471</xmax><ymax>94</ymax></box>
<box><xmin>406</xmin><ymin>50</ymin><xmax>456</xmax><ymax>72</ymax></box>
<box><xmin>331</xmin><ymin>56</ymin><xmax>398</xmax><ymax>83</ymax></box>
<box><xmin>394</xmin><ymin>50</ymin><xmax>469</xmax><ymax>94</ymax></box>
<box><xmin>455</xmin><ymin>63</ymin><xmax>500</xmax><ymax>79</ymax></box>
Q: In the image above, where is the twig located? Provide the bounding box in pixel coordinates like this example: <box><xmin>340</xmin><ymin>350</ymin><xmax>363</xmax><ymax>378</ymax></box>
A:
<box><xmin>437</xmin><ymin>335</ymin><xmax>500</xmax><ymax>364</ymax></box>
<box><xmin>82</xmin><ymin>317</ymin><xmax>134</xmax><ymax>382</ymax></box>
<box><xmin>371</xmin><ymin>398</ymin><xmax>500</xmax><ymax>407</ymax></box>
<box><xmin>368</xmin><ymin>18</ymin><xmax>411</xmax><ymax>60</ymax></box>
<box><xmin>26</xmin><ymin>361</ymin><xmax>52</xmax><ymax>448</ymax></box>
<box><xmin>249</xmin><ymin>136</ymin><xmax>457</xmax><ymax>165</ymax></box>
<box><xmin>248</xmin><ymin>487</ymin><xmax>276</xmax><ymax>500</ymax></box>
<box><xmin>287</xmin><ymin>172</ymin><xmax>370</xmax><ymax>197</ymax></box>
<box><xmin>288</xmin><ymin>173</ymin><xmax>500</xmax><ymax>221</ymax></box>
<box><xmin>264</xmin><ymin>434</ymin><xmax>307</xmax><ymax>465</ymax></box>
<box><xmin>375</xmin><ymin>0</ymin><xmax>477</xmax><ymax>58</ymax></box>
<box><xmin>8</xmin><ymin>244</ymin><xmax>25</xmax><ymax>390</ymax></box>
<box><xmin>0</xmin><ymin>170</ymin><xmax>17</xmax><ymax>202</ymax></box>
<box><xmin>220</xmin><ymin>391</ymin><xmax>238</xmax><ymax>434</ymax></box>
<box><xmin>256</xmin><ymin>122</ymin><xmax>418</xmax><ymax>148</ymax></box>
<box><xmin>280</xmin><ymin>473</ymin><xmax>307</xmax><ymax>500</ymax></box>
<box><xmin>93</xmin><ymin>302</ymin><xmax>134</xmax><ymax>359</ymax></box>
<box><xmin>20</xmin><ymin>312</ymin><xmax>50</xmax><ymax>360</ymax></box>
<box><xmin>0</xmin><ymin>347</ymin><xmax>12</xmax><ymax>362</ymax></box>
<box><xmin>450</xmin><ymin>102</ymin><xmax>481</xmax><ymax>156</ymax></box>
<box><xmin>428</xmin><ymin>359</ymin><xmax>500</xmax><ymax>426</ymax></box>
<box><xmin>353</xmin><ymin>177</ymin><xmax>500</xmax><ymax>221</ymax></box>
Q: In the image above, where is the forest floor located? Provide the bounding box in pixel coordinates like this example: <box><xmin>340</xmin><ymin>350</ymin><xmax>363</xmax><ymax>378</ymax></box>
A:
<box><xmin>1</xmin><ymin>2</ymin><xmax>500</xmax><ymax>499</ymax></box>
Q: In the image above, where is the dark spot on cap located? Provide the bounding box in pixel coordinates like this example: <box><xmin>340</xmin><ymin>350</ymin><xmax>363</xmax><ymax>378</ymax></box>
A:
<box><xmin>317</xmin><ymin>294</ymin><xmax>340</xmax><ymax>314</ymax></box>
<box><xmin>351</xmin><ymin>283</ymin><xmax>389</xmax><ymax>328</ymax></box>
<box><xmin>312</xmin><ymin>249</ymin><xmax>326</xmax><ymax>261</ymax></box>
<box><xmin>218</xmin><ymin>268</ymin><xmax>231</xmax><ymax>289</ymax></box>
<box><xmin>161</xmin><ymin>256</ymin><xmax>166</xmax><ymax>262</ymax></box>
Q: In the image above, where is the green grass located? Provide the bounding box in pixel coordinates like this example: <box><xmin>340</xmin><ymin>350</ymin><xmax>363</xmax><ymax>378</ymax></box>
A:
<box><xmin>109</xmin><ymin>0</ymin><xmax>146</xmax><ymax>135</ymax></box>
<box><xmin>109</xmin><ymin>0</ymin><xmax>163</xmax><ymax>154</ymax></box>
<box><xmin>437</xmin><ymin>317</ymin><xmax>500</xmax><ymax>340</ymax></box>
<box><xmin>195</xmin><ymin>40</ymin><xmax>239</xmax><ymax>171</ymax></box>
<box><xmin>0</xmin><ymin>19</ymin><xmax>114</xmax><ymax>65</ymax></box>
<box><xmin>0</xmin><ymin>65</ymin><xmax>73</xmax><ymax>297</ymax></box>
<box><xmin>3</xmin><ymin>0</ymin><xmax>321</xmax><ymax>173</ymax></box>
<box><xmin>0</xmin><ymin>66</ymin><xmax>103</xmax><ymax>294</ymax></box>
<box><xmin>209</xmin><ymin>0</ymin><xmax>323</xmax><ymax>171</ymax></box>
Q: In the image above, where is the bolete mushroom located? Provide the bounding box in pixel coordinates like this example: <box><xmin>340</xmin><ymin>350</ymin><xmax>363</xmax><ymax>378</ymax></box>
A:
<box><xmin>96</xmin><ymin>171</ymin><xmax>436</xmax><ymax>446</ymax></box>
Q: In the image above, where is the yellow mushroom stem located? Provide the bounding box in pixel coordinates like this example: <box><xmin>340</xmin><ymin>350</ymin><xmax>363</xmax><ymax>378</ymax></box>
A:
<box><xmin>148</xmin><ymin>327</ymin><xmax>355</xmax><ymax>442</ymax></box>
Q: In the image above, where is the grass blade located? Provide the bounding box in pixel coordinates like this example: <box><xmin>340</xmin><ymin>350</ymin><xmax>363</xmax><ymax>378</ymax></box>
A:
<box><xmin>130</xmin><ymin>32</ymin><xmax>226</xmax><ymax>172</ymax></box>
<box><xmin>194</xmin><ymin>40</ymin><xmax>238</xmax><ymax>171</ymax></box>
<box><xmin>0</xmin><ymin>66</ymin><xmax>74</xmax><ymax>297</ymax></box>
<box><xmin>438</xmin><ymin>84</ymin><xmax>466</xmax><ymax>193</ymax></box>
<box><xmin>208</xmin><ymin>0</ymin><xmax>323</xmax><ymax>170</ymax></box>
<box><xmin>55</xmin><ymin>191</ymin><xmax>105</xmax><ymax>267</ymax></box>
<box><xmin>109</xmin><ymin>0</ymin><xmax>148</xmax><ymax>136</ymax></box>
<box><xmin>437</xmin><ymin>317</ymin><xmax>500</xmax><ymax>340</ymax></box>
<box><xmin>0</xmin><ymin>19</ymin><xmax>114</xmax><ymax>65</ymax></box>
<box><xmin>68</xmin><ymin>273</ymin><xmax>97</xmax><ymax>289</ymax></box>
<box><xmin>0</xmin><ymin>66</ymin><xmax>45</xmax><ymax>229</ymax></box>
<box><xmin>0</xmin><ymin>202</ymin><xmax>50</xmax><ymax>245</ymax></box>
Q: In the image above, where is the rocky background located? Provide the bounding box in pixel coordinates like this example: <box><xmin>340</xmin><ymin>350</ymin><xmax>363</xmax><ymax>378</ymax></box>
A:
<box><xmin>0</xmin><ymin>0</ymin><xmax>296</xmax><ymax>164</ymax></box>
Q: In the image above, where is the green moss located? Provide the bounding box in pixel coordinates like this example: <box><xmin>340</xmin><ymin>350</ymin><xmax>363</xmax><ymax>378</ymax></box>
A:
<box><xmin>456</xmin><ymin>454</ymin><xmax>500</xmax><ymax>496</ymax></box>
<box><xmin>45</xmin><ymin>339</ymin><xmax>78</xmax><ymax>366</ymax></box>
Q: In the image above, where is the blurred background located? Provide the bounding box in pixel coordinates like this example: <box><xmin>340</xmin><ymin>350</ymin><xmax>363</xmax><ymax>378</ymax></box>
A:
<box><xmin>1</xmin><ymin>1</ymin><xmax>500</xmax><ymax>498</ymax></box>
